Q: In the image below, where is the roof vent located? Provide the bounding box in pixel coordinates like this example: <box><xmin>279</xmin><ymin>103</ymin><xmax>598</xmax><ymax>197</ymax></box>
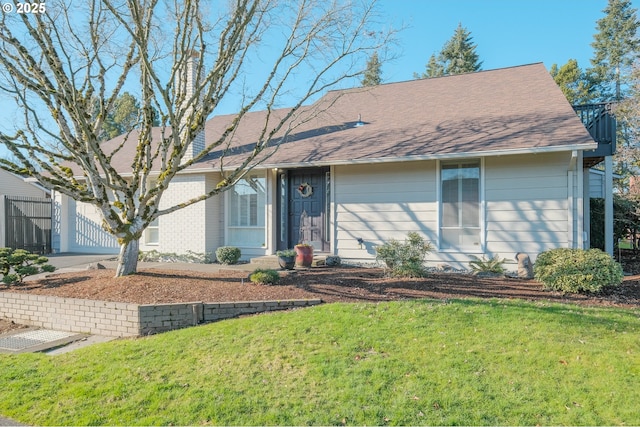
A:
<box><xmin>354</xmin><ymin>114</ymin><xmax>364</xmax><ymax>127</ymax></box>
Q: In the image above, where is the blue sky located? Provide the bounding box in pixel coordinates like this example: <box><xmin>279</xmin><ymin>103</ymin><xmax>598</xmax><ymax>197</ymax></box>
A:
<box><xmin>378</xmin><ymin>0</ymin><xmax>628</xmax><ymax>83</ymax></box>
<box><xmin>0</xmin><ymin>0</ymin><xmax>636</xmax><ymax>159</ymax></box>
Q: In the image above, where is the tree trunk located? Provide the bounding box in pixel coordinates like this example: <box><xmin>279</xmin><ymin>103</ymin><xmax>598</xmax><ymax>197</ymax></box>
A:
<box><xmin>115</xmin><ymin>239</ymin><xmax>139</xmax><ymax>277</ymax></box>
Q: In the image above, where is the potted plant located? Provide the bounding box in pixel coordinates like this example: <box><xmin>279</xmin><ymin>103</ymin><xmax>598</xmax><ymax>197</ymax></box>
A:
<box><xmin>294</xmin><ymin>244</ymin><xmax>314</xmax><ymax>268</ymax></box>
<box><xmin>276</xmin><ymin>249</ymin><xmax>296</xmax><ymax>270</ymax></box>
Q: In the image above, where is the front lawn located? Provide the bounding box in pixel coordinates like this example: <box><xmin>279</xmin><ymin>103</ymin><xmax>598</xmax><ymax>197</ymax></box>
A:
<box><xmin>0</xmin><ymin>299</ymin><xmax>638</xmax><ymax>425</ymax></box>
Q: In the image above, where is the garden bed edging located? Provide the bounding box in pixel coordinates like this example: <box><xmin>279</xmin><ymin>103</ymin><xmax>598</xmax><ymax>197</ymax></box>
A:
<box><xmin>0</xmin><ymin>291</ymin><xmax>322</xmax><ymax>337</ymax></box>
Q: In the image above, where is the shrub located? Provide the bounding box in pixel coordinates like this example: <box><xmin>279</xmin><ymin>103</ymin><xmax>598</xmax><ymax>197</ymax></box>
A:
<box><xmin>469</xmin><ymin>255</ymin><xmax>506</xmax><ymax>275</ymax></box>
<box><xmin>533</xmin><ymin>248</ymin><xmax>623</xmax><ymax>294</ymax></box>
<box><xmin>216</xmin><ymin>246</ymin><xmax>241</xmax><ymax>265</ymax></box>
<box><xmin>375</xmin><ymin>232</ymin><xmax>432</xmax><ymax>278</ymax></box>
<box><xmin>0</xmin><ymin>248</ymin><xmax>56</xmax><ymax>285</ymax></box>
<box><xmin>249</xmin><ymin>269</ymin><xmax>280</xmax><ymax>285</ymax></box>
<box><xmin>276</xmin><ymin>249</ymin><xmax>296</xmax><ymax>258</ymax></box>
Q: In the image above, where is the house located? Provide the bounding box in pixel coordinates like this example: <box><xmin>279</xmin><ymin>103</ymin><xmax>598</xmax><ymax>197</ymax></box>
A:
<box><xmin>53</xmin><ymin>63</ymin><xmax>613</xmax><ymax>269</ymax></box>
<box><xmin>0</xmin><ymin>169</ymin><xmax>51</xmax><ymax>252</ymax></box>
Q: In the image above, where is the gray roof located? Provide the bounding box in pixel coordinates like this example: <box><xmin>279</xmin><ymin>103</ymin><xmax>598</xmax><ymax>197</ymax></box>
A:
<box><xmin>88</xmin><ymin>63</ymin><xmax>597</xmax><ymax>176</ymax></box>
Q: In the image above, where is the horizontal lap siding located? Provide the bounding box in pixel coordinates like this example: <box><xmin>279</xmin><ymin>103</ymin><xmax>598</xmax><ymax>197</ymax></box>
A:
<box><xmin>484</xmin><ymin>153</ymin><xmax>570</xmax><ymax>258</ymax></box>
<box><xmin>334</xmin><ymin>162</ymin><xmax>436</xmax><ymax>260</ymax></box>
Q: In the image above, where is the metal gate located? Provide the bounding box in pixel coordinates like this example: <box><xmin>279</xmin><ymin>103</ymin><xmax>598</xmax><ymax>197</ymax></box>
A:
<box><xmin>3</xmin><ymin>195</ymin><xmax>52</xmax><ymax>254</ymax></box>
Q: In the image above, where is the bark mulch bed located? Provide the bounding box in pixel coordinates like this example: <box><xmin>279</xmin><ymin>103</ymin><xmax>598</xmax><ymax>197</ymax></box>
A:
<box><xmin>2</xmin><ymin>265</ymin><xmax>640</xmax><ymax>334</ymax></box>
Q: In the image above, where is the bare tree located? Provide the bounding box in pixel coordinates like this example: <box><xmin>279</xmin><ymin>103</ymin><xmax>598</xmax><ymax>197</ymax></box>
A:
<box><xmin>0</xmin><ymin>0</ymin><xmax>389</xmax><ymax>276</ymax></box>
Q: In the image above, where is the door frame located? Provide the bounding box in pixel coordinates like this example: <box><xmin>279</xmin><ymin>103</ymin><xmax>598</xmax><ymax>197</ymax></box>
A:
<box><xmin>276</xmin><ymin>167</ymin><xmax>330</xmax><ymax>252</ymax></box>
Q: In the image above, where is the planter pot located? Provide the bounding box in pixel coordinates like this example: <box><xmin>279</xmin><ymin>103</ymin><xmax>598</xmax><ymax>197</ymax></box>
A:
<box><xmin>278</xmin><ymin>256</ymin><xmax>296</xmax><ymax>270</ymax></box>
<box><xmin>295</xmin><ymin>245</ymin><xmax>314</xmax><ymax>268</ymax></box>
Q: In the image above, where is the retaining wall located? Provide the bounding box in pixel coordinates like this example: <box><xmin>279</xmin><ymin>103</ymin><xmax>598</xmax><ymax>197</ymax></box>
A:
<box><xmin>0</xmin><ymin>292</ymin><xmax>322</xmax><ymax>337</ymax></box>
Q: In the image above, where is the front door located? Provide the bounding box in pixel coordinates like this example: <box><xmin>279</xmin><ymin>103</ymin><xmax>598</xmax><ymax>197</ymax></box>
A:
<box><xmin>285</xmin><ymin>168</ymin><xmax>329</xmax><ymax>251</ymax></box>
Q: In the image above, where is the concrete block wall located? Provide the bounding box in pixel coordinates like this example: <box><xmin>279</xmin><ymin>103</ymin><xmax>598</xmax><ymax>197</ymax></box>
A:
<box><xmin>0</xmin><ymin>292</ymin><xmax>139</xmax><ymax>337</ymax></box>
<box><xmin>138</xmin><ymin>299</ymin><xmax>323</xmax><ymax>335</ymax></box>
<box><xmin>1</xmin><ymin>291</ymin><xmax>322</xmax><ymax>337</ymax></box>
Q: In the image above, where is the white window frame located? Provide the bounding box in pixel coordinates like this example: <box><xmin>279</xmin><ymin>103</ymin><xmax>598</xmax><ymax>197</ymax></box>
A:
<box><xmin>438</xmin><ymin>158</ymin><xmax>484</xmax><ymax>252</ymax></box>
<box><xmin>144</xmin><ymin>178</ymin><xmax>159</xmax><ymax>245</ymax></box>
<box><xmin>145</xmin><ymin>216</ymin><xmax>160</xmax><ymax>245</ymax></box>
<box><xmin>225</xmin><ymin>173</ymin><xmax>267</xmax><ymax>248</ymax></box>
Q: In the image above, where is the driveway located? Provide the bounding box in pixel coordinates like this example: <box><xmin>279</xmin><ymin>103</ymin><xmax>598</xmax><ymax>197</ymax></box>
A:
<box><xmin>44</xmin><ymin>253</ymin><xmax>117</xmax><ymax>270</ymax></box>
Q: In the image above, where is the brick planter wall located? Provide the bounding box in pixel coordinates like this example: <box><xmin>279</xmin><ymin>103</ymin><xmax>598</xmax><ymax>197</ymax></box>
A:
<box><xmin>0</xmin><ymin>291</ymin><xmax>322</xmax><ymax>337</ymax></box>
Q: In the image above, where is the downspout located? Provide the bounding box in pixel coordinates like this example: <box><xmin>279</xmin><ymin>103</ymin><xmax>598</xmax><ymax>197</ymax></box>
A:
<box><xmin>567</xmin><ymin>151</ymin><xmax>577</xmax><ymax>248</ymax></box>
<box><xmin>576</xmin><ymin>151</ymin><xmax>584</xmax><ymax>249</ymax></box>
<box><xmin>604</xmin><ymin>155</ymin><xmax>614</xmax><ymax>256</ymax></box>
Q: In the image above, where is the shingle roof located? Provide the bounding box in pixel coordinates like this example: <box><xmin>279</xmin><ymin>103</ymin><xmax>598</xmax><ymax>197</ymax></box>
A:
<box><xmin>89</xmin><ymin>63</ymin><xmax>597</xmax><ymax>176</ymax></box>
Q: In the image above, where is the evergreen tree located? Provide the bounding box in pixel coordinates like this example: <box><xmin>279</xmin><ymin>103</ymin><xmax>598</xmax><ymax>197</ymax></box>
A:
<box><xmin>440</xmin><ymin>23</ymin><xmax>482</xmax><ymax>75</ymax></box>
<box><xmin>550</xmin><ymin>59</ymin><xmax>595</xmax><ymax>105</ymax></box>
<box><xmin>413</xmin><ymin>53</ymin><xmax>445</xmax><ymax>79</ymax></box>
<box><xmin>415</xmin><ymin>23</ymin><xmax>481</xmax><ymax>79</ymax></box>
<box><xmin>589</xmin><ymin>0</ymin><xmax>640</xmax><ymax>101</ymax></box>
<box><xmin>361</xmin><ymin>51</ymin><xmax>382</xmax><ymax>86</ymax></box>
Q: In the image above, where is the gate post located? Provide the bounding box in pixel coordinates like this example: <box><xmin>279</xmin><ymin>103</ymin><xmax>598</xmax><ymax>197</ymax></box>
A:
<box><xmin>0</xmin><ymin>195</ymin><xmax>5</xmax><ymax>247</ymax></box>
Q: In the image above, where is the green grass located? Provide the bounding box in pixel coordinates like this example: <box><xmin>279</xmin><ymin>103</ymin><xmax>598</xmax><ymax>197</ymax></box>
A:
<box><xmin>1</xmin><ymin>299</ymin><xmax>639</xmax><ymax>425</ymax></box>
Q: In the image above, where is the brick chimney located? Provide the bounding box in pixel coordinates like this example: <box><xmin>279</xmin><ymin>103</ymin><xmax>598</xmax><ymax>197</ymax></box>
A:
<box><xmin>182</xmin><ymin>50</ymin><xmax>205</xmax><ymax>161</ymax></box>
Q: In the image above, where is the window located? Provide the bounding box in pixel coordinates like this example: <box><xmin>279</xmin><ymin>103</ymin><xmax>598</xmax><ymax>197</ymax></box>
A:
<box><xmin>145</xmin><ymin>179</ymin><xmax>159</xmax><ymax>245</ymax></box>
<box><xmin>440</xmin><ymin>161</ymin><xmax>480</xmax><ymax>249</ymax></box>
<box><xmin>228</xmin><ymin>175</ymin><xmax>266</xmax><ymax>247</ymax></box>
<box><xmin>145</xmin><ymin>217</ymin><xmax>159</xmax><ymax>245</ymax></box>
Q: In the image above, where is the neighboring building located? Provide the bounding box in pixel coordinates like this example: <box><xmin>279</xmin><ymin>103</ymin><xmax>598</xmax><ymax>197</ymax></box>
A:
<box><xmin>54</xmin><ymin>63</ymin><xmax>613</xmax><ymax>269</ymax></box>
<box><xmin>0</xmin><ymin>169</ymin><xmax>51</xmax><ymax>251</ymax></box>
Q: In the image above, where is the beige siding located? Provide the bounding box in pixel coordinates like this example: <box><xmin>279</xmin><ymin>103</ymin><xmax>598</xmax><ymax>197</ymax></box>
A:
<box><xmin>333</xmin><ymin>152</ymin><xmax>577</xmax><ymax>270</ymax></box>
<box><xmin>484</xmin><ymin>153</ymin><xmax>571</xmax><ymax>260</ymax></box>
<box><xmin>0</xmin><ymin>170</ymin><xmax>48</xmax><ymax>198</ymax></box>
<box><xmin>334</xmin><ymin>161</ymin><xmax>437</xmax><ymax>260</ymax></box>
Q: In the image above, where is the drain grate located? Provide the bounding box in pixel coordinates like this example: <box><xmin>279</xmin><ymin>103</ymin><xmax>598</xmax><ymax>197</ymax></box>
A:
<box><xmin>0</xmin><ymin>330</ymin><xmax>77</xmax><ymax>351</ymax></box>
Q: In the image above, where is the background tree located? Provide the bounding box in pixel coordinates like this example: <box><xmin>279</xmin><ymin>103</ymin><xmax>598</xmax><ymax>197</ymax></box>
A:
<box><xmin>361</xmin><ymin>51</ymin><xmax>382</xmax><ymax>86</ymax></box>
<box><xmin>99</xmin><ymin>92</ymin><xmax>159</xmax><ymax>141</ymax></box>
<box><xmin>613</xmin><ymin>63</ymin><xmax>640</xmax><ymax>186</ymax></box>
<box><xmin>589</xmin><ymin>0</ymin><xmax>640</xmax><ymax>101</ymax></box>
<box><xmin>0</xmin><ymin>0</ymin><xmax>390</xmax><ymax>276</ymax></box>
<box><xmin>415</xmin><ymin>23</ymin><xmax>481</xmax><ymax>78</ymax></box>
<box><xmin>413</xmin><ymin>53</ymin><xmax>444</xmax><ymax>79</ymax></box>
<box><xmin>550</xmin><ymin>59</ymin><xmax>596</xmax><ymax>105</ymax></box>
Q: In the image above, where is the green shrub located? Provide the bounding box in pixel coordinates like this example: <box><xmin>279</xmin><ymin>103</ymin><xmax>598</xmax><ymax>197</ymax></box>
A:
<box><xmin>249</xmin><ymin>269</ymin><xmax>280</xmax><ymax>285</ymax></box>
<box><xmin>469</xmin><ymin>255</ymin><xmax>506</xmax><ymax>275</ymax></box>
<box><xmin>276</xmin><ymin>249</ymin><xmax>296</xmax><ymax>258</ymax></box>
<box><xmin>533</xmin><ymin>248</ymin><xmax>623</xmax><ymax>294</ymax></box>
<box><xmin>216</xmin><ymin>246</ymin><xmax>241</xmax><ymax>265</ymax></box>
<box><xmin>375</xmin><ymin>232</ymin><xmax>432</xmax><ymax>278</ymax></box>
<box><xmin>0</xmin><ymin>248</ymin><xmax>56</xmax><ymax>285</ymax></box>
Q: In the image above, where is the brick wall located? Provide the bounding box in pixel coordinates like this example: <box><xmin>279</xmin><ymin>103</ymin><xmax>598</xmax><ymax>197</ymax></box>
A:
<box><xmin>0</xmin><ymin>291</ymin><xmax>322</xmax><ymax>337</ymax></box>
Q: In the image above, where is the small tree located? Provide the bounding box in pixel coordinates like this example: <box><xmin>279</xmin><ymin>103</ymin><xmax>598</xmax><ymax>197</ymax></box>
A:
<box><xmin>550</xmin><ymin>59</ymin><xmax>596</xmax><ymax>105</ymax></box>
<box><xmin>588</xmin><ymin>0</ymin><xmax>640</xmax><ymax>101</ymax></box>
<box><xmin>361</xmin><ymin>51</ymin><xmax>382</xmax><ymax>86</ymax></box>
<box><xmin>0</xmin><ymin>248</ymin><xmax>56</xmax><ymax>285</ymax></box>
<box><xmin>415</xmin><ymin>23</ymin><xmax>482</xmax><ymax>79</ymax></box>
